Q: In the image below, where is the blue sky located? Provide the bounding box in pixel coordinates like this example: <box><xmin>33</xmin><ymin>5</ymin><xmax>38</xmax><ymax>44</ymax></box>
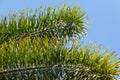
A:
<box><xmin>0</xmin><ymin>0</ymin><xmax>120</xmax><ymax>57</ymax></box>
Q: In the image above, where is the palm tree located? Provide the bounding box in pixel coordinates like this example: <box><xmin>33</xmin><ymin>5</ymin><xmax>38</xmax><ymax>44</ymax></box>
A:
<box><xmin>0</xmin><ymin>5</ymin><xmax>120</xmax><ymax>80</ymax></box>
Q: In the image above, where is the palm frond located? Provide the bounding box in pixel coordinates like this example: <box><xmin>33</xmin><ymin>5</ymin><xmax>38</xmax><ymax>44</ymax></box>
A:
<box><xmin>0</xmin><ymin>5</ymin><xmax>87</xmax><ymax>44</ymax></box>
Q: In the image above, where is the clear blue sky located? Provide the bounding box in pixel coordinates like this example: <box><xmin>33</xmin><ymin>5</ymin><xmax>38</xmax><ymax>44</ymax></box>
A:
<box><xmin>0</xmin><ymin>0</ymin><xmax>120</xmax><ymax>57</ymax></box>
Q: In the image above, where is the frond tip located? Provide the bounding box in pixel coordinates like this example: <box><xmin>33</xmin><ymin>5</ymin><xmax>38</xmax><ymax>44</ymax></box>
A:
<box><xmin>0</xmin><ymin>5</ymin><xmax>88</xmax><ymax>44</ymax></box>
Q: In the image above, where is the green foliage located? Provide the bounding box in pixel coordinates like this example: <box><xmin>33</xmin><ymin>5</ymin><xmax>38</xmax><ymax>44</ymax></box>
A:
<box><xmin>0</xmin><ymin>5</ymin><xmax>120</xmax><ymax>80</ymax></box>
<box><xmin>0</xmin><ymin>37</ymin><xmax>120</xmax><ymax>79</ymax></box>
<box><xmin>0</xmin><ymin>5</ymin><xmax>87</xmax><ymax>44</ymax></box>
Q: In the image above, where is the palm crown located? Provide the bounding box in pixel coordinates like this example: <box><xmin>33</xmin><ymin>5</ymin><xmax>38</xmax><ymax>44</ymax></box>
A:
<box><xmin>0</xmin><ymin>5</ymin><xmax>120</xmax><ymax>80</ymax></box>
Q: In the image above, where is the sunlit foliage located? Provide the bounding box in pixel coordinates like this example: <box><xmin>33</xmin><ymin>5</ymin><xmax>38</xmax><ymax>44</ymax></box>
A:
<box><xmin>0</xmin><ymin>5</ymin><xmax>119</xmax><ymax>80</ymax></box>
